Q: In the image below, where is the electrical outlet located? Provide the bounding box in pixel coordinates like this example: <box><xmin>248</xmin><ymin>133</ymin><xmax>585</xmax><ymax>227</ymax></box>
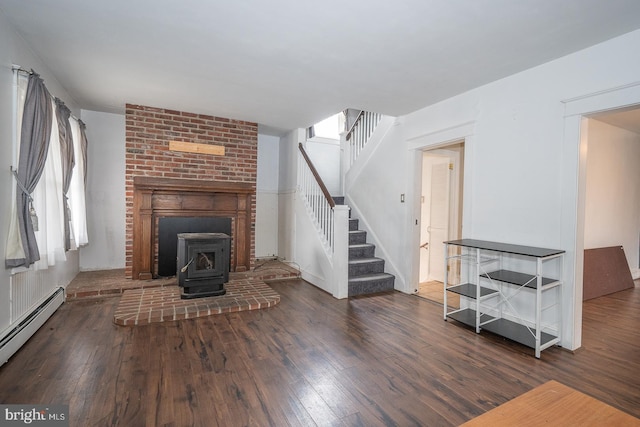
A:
<box><xmin>400</xmin><ymin>193</ymin><xmax>405</xmax><ymax>203</ymax></box>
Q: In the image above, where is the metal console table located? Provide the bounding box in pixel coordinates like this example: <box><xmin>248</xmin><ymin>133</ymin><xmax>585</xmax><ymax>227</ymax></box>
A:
<box><xmin>443</xmin><ymin>239</ymin><xmax>564</xmax><ymax>358</ymax></box>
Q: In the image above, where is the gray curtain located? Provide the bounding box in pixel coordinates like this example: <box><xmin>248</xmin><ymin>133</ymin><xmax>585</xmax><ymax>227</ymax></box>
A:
<box><xmin>55</xmin><ymin>99</ymin><xmax>75</xmax><ymax>251</ymax></box>
<box><xmin>6</xmin><ymin>72</ymin><xmax>53</xmax><ymax>268</ymax></box>
<box><xmin>78</xmin><ymin>120</ymin><xmax>88</xmax><ymax>186</ymax></box>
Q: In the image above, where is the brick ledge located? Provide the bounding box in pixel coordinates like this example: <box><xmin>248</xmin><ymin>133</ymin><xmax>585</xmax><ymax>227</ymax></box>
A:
<box><xmin>114</xmin><ymin>278</ymin><xmax>279</xmax><ymax>326</ymax></box>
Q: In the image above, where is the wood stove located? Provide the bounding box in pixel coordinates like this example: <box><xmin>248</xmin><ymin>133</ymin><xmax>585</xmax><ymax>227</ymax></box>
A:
<box><xmin>177</xmin><ymin>233</ymin><xmax>231</xmax><ymax>299</ymax></box>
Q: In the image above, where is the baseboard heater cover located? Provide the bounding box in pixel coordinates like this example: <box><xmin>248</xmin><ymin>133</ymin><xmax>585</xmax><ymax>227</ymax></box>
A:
<box><xmin>0</xmin><ymin>287</ymin><xmax>64</xmax><ymax>367</ymax></box>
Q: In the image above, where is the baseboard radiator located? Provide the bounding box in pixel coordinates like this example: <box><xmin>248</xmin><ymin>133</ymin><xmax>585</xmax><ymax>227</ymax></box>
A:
<box><xmin>0</xmin><ymin>271</ymin><xmax>66</xmax><ymax>367</ymax></box>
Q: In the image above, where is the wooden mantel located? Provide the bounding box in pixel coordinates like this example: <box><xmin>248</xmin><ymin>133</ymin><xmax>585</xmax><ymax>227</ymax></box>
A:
<box><xmin>132</xmin><ymin>176</ymin><xmax>254</xmax><ymax>280</ymax></box>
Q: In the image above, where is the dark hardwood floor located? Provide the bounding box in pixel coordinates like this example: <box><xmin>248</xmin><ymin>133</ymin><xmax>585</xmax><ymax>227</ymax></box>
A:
<box><xmin>0</xmin><ymin>279</ymin><xmax>638</xmax><ymax>426</ymax></box>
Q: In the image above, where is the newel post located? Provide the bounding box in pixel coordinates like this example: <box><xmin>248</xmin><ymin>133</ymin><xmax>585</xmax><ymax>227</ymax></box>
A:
<box><xmin>332</xmin><ymin>205</ymin><xmax>350</xmax><ymax>299</ymax></box>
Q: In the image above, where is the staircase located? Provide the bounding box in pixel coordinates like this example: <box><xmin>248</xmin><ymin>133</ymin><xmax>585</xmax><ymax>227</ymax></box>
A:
<box><xmin>334</xmin><ymin>197</ymin><xmax>395</xmax><ymax>297</ymax></box>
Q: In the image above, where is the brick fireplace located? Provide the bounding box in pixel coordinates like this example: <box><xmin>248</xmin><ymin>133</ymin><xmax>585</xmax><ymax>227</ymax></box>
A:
<box><xmin>125</xmin><ymin>104</ymin><xmax>257</xmax><ymax>279</ymax></box>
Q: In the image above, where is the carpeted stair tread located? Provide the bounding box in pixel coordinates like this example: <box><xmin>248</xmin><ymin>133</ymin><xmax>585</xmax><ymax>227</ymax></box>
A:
<box><xmin>348</xmin><ymin>272</ymin><xmax>394</xmax><ymax>282</ymax></box>
<box><xmin>349</xmin><ymin>257</ymin><xmax>384</xmax><ymax>265</ymax></box>
<box><xmin>348</xmin><ymin>243</ymin><xmax>376</xmax><ymax>260</ymax></box>
<box><xmin>349</xmin><ymin>257</ymin><xmax>385</xmax><ymax>276</ymax></box>
<box><xmin>349</xmin><ymin>230</ymin><xmax>367</xmax><ymax>244</ymax></box>
<box><xmin>349</xmin><ymin>243</ymin><xmax>375</xmax><ymax>249</ymax></box>
<box><xmin>348</xmin><ymin>273</ymin><xmax>395</xmax><ymax>296</ymax></box>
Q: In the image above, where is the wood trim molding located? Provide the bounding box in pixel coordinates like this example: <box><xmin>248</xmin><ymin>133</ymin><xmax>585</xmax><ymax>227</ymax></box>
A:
<box><xmin>168</xmin><ymin>141</ymin><xmax>225</xmax><ymax>156</ymax></box>
<box><xmin>132</xmin><ymin>177</ymin><xmax>254</xmax><ymax>280</ymax></box>
<box><xmin>133</xmin><ymin>176</ymin><xmax>254</xmax><ymax>193</ymax></box>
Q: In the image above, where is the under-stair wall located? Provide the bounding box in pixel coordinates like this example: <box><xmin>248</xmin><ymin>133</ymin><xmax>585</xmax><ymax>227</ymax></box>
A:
<box><xmin>293</xmin><ymin>193</ymin><xmax>349</xmax><ymax>298</ymax></box>
<box><xmin>295</xmin><ymin>139</ymin><xmax>349</xmax><ymax>298</ymax></box>
<box><xmin>343</xmin><ymin>116</ymin><xmax>408</xmax><ymax>293</ymax></box>
<box><xmin>293</xmin><ymin>191</ymin><xmax>335</xmax><ymax>294</ymax></box>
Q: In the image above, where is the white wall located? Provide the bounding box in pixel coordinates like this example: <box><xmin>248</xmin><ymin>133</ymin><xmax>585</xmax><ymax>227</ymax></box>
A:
<box><xmin>0</xmin><ymin>10</ymin><xmax>80</xmax><ymax>334</ymax></box>
<box><xmin>256</xmin><ymin>134</ymin><xmax>280</xmax><ymax>258</ymax></box>
<box><xmin>277</xmin><ymin>129</ymin><xmax>301</xmax><ymax>262</ymax></box>
<box><xmin>584</xmin><ymin>119</ymin><xmax>640</xmax><ymax>277</ymax></box>
<box><xmin>79</xmin><ymin>110</ymin><xmax>126</xmax><ymax>270</ymax></box>
<box><xmin>344</xmin><ymin>29</ymin><xmax>640</xmax><ymax>351</ymax></box>
<box><xmin>304</xmin><ymin>137</ymin><xmax>341</xmax><ymax>195</ymax></box>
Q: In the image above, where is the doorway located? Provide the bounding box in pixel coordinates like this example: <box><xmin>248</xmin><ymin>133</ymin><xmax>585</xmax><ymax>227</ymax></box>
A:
<box><xmin>561</xmin><ymin>85</ymin><xmax>640</xmax><ymax>351</ymax></box>
<box><xmin>416</xmin><ymin>141</ymin><xmax>465</xmax><ymax>304</ymax></box>
<box><xmin>581</xmin><ymin>107</ymin><xmax>640</xmax><ymax>297</ymax></box>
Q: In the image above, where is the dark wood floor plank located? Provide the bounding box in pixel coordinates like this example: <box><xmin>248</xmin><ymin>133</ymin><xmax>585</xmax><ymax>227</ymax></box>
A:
<box><xmin>110</xmin><ymin>327</ymin><xmax>149</xmax><ymax>426</ymax></box>
<box><xmin>0</xmin><ymin>279</ymin><xmax>638</xmax><ymax>426</ymax></box>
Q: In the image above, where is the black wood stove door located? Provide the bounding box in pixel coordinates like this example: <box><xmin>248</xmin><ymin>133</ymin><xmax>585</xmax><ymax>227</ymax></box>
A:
<box><xmin>157</xmin><ymin>217</ymin><xmax>231</xmax><ymax>277</ymax></box>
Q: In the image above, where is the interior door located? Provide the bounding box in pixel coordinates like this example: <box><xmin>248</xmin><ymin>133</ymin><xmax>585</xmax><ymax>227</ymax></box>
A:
<box><xmin>426</xmin><ymin>158</ymin><xmax>451</xmax><ymax>282</ymax></box>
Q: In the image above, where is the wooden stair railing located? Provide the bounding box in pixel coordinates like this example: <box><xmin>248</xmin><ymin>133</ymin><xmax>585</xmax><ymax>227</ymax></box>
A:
<box><xmin>298</xmin><ymin>143</ymin><xmax>336</xmax><ymax>249</ymax></box>
<box><xmin>298</xmin><ymin>143</ymin><xmax>335</xmax><ymax>208</ymax></box>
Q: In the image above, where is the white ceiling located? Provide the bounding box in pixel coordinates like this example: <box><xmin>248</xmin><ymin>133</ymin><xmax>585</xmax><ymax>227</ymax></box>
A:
<box><xmin>2</xmin><ymin>0</ymin><xmax>640</xmax><ymax>136</ymax></box>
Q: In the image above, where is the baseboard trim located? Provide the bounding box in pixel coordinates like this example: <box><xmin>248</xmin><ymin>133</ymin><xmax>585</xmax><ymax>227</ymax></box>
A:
<box><xmin>0</xmin><ymin>287</ymin><xmax>64</xmax><ymax>367</ymax></box>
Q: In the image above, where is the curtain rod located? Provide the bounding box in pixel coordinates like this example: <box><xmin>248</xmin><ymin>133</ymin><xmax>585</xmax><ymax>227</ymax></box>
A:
<box><xmin>12</xmin><ymin>65</ymin><xmax>33</xmax><ymax>75</ymax></box>
<box><xmin>12</xmin><ymin>65</ymin><xmax>83</xmax><ymax>124</ymax></box>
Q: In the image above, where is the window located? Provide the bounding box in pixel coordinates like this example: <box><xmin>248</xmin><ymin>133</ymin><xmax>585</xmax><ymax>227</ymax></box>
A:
<box><xmin>6</xmin><ymin>68</ymin><xmax>89</xmax><ymax>270</ymax></box>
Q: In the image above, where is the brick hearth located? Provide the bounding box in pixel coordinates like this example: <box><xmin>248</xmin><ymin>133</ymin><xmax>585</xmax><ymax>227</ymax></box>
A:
<box><xmin>113</xmin><ymin>278</ymin><xmax>280</xmax><ymax>326</ymax></box>
<box><xmin>67</xmin><ymin>260</ymin><xmax>299</xmax><ymax>326</ymax></box>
